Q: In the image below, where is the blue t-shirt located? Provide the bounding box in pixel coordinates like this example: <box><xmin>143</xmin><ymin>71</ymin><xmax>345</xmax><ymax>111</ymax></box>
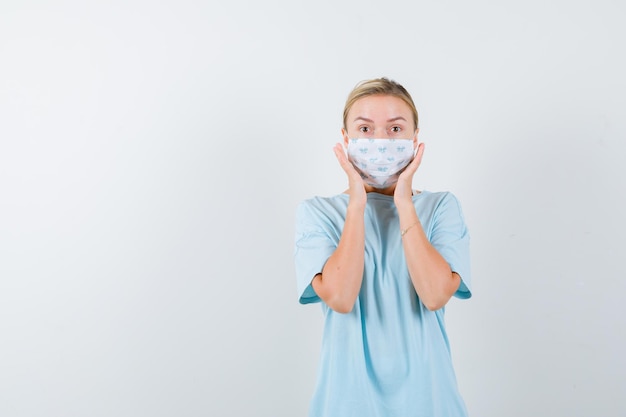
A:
<box><xmin>294</xmin><ymin>191</ymin><xmax>472</xmax><ymax>417</ymax></box>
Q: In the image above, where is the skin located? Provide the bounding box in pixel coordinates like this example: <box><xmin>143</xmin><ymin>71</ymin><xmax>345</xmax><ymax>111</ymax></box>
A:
<box><xmin>311</xmin><ymin>94</ymin><xmax>461</xmax><ymax>313</ymax></box>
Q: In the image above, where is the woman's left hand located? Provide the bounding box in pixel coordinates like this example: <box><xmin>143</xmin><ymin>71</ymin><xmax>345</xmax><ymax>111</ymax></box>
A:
<box><xmin>394</xmin><ymin>142</ymin><xmax>425</xmax><ymax>203</ymax></box>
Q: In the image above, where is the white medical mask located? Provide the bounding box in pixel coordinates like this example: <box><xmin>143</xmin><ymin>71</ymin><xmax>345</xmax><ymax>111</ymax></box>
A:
<box><xmin>346</xmin><ymin>138</ymin><xmax>416</xmax><ymax>189</ymax></box>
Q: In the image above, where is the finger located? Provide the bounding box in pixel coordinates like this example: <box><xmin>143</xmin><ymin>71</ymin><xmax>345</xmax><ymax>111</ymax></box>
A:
<box><xmin>402</xmin><ymin>142</ymin><xmax>425</xmax><ymax>176</ymax></box>
<box><xmin>412</xmin><ymin>142</ymin><xmax>425</xmax><ymax>167</ymax></box>
<box><xmin>333</xmin><ymin>143</ymin><xmax>347</xmax><ymax>163</ymax></box>
<box><xmin>333</xmin><ymin>143</ymin><xmax>357</xmax><ymax>175</ymax></box>
<box><xmin>334</xmin><ymin>143</ymin><xmax>367</xmax><ymax>189</ymax></box>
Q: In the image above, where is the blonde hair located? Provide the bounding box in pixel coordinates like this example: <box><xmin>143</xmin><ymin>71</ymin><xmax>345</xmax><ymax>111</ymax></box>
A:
<box><xmin>342</xmin><ymin>77</ymin><xmax>419</xmax><ymax>130</ymax></box>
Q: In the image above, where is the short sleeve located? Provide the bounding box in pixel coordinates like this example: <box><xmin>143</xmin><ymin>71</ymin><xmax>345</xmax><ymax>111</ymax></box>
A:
<box><xmin>430</xmin><ymin>193</ymin><xmax>472</xmax><ymax>299</ymax></box>
<box><xmin>294</xmin><ymin>200</ymin><xmax>337</xmax><ymax>304</ymax></box>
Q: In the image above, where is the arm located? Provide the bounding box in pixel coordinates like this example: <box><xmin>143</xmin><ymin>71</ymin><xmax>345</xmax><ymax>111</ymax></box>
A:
<box><xmin>312</xmin><ymin>203</ymin><xmax>365</xmax><ymax>313</ymax></box>
<box><xmin>396</xmin><ymin>201</ymin><xmax>461</xmax><ymax>311</ymax></box>
<box><xmin>394</xmin><ymin>143</ymin><xmax>460</xmax><ymax>311</ymax></box>
<box><xmin>311</xmin><ymin>143</ymin><xmax>367</xmax><ymax>314</ymax></box>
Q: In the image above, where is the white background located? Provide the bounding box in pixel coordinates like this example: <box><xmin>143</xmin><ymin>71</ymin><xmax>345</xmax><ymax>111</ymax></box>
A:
<box><xmin>1</xmin><ymin>0</ymin><xmax>625</xmax><ymax>416</ymax></box>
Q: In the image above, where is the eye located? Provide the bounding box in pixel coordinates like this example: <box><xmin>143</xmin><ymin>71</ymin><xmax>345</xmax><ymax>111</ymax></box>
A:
<box><xmin>391</xmin><ymin>126</ymin><xmax>402</xmax><ymax>133</ymax></box>
<box><xmin>359</xmin><ymin>126</ymin><xmax>370</xmax><ymax>133</ymax></box>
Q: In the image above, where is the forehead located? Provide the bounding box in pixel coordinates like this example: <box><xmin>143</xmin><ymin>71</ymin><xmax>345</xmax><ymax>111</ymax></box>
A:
<box><xmin>348</xmin><ymin>95</ymin><xmax>412</xmax><ymax>121</ymax></box>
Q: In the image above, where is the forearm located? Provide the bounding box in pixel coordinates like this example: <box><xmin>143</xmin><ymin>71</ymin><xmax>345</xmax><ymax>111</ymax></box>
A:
<box><xmin>312</xmin><ymin>205</ymin><xmax>365</xmax><ymax>313</ymax></box>
<box><xmin>396</xmin><ymin>201</ymin><xmax>460</xmax><ymax>311</ymax></box>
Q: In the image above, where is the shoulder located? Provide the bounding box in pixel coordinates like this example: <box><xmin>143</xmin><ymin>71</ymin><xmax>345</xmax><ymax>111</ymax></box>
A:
<box><xmin>297</xmin><ymin>193</ymin><xmax>348</xmax><ymax>211</ymax></box>
<box><xmin>296</xmin><ymin>194</ymin><xmax>349</xmax><ymax>223</ymax></box>
<box><xmin>415</xmin><ymin>191</ymin><xmax>467</xmax><ymax>228</ymax></box>
<box><xmin>415</xmin><ymin>190</ymin><xmax>462</xmax><ymax>210</ymax></box>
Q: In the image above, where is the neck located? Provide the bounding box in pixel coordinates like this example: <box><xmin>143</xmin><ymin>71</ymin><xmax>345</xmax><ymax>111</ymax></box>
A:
<box><xmin>365</xmin><ymin>184</ymin><xmax>396</xmax><ymax>196</ymax></box>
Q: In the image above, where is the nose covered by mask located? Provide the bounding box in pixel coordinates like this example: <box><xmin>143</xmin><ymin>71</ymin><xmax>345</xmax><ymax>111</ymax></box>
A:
<box><xmin>346</xmin><ymin>138</ymin><xmax>416</xmax><ymax>189</ymax></box>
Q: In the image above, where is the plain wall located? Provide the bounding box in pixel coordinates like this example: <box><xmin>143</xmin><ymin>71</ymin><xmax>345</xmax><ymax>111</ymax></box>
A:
<box><xmin>1</xmin><ymin>0</ymin><xmax>624</xmax><ymax>416</ymax></box>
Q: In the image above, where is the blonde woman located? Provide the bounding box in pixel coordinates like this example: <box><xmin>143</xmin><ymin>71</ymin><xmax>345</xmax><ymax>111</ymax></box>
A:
<box><xmin>294</xmin><ymin>77</ymin><xmax>472</xmax><ymax>416</ymax></box>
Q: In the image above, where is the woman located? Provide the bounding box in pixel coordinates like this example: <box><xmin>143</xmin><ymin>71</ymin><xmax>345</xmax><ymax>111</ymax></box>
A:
<box><xmin>294</xmin><ymin>77</ymin><xmax>472</xmax><ymax>416</ymax></box>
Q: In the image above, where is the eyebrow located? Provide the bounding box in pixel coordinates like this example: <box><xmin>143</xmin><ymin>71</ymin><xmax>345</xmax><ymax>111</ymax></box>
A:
<box><xmin>352</xmin><ymin>116</ymin><xmax>408</xmax><ymax>123</ymax></box>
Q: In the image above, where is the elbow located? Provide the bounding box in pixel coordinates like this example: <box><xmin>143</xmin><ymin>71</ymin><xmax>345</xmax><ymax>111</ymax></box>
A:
<box><xmin>422</xmin><ymin>291</ymin><xmax>453</xmax><ymax>311</ymax></box>
<box><xmin>313</xmin><ymin>275</ymin><xmax>358</xmax><ymax>314</ymax></box>
<box><xmin>422</xmin><ymin>273</ymin><xmax>460</xmax><ymax>311</ymax></box>
<box><xmin>323</xmin><ymin>290</ymin><xmax>357</xmax><ymax>313</ymax></box>
<box><xmin>331</xmin><ymin>305</ymin><xmax>354</xmax><ymax>314</ymax></box>
<box><xmin>326</xmin><ymin>296</ymin><xmax>356</xmax><ymax>314</ymax></box>
<box><xmin>423</xmin><ymin>298</ymin><xmax>447</xmax><ymax>311</ymax></box>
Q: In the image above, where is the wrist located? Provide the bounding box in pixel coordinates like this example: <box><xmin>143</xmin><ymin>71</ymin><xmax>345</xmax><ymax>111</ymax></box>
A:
<box><xmin>394</xmin><ymin>196</ymin><xmax>414</xmax><ymax>209</ymax></box>
<box><xmin>347</xmin><ymin>200</ymin><xmax>366</xmax><ymax>213</ymax></box>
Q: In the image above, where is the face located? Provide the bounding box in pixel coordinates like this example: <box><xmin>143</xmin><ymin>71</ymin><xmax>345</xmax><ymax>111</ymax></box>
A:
<box><xmin>342</xmin><ymin>94</ymin><xmax>418</xmax><ymax>146</ymax></box>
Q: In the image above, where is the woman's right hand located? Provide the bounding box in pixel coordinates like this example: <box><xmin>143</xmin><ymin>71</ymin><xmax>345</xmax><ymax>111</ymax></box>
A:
<box><xmin>333</xmin><ymin>143</ymin><xmax>367</xmax><ymax>208</ymax></box>
<box><xmin>312</xmin><ymin>144</ymin><xmax>367</xmax><ymax>314</ymax></box>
